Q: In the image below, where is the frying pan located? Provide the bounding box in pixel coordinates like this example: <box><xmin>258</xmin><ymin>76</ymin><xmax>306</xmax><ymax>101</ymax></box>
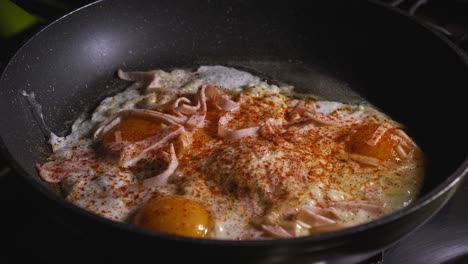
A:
<box><xmin>1</xmin><ymin>0</ymin><xmax>467</xmax><ymax>263</ymax></box>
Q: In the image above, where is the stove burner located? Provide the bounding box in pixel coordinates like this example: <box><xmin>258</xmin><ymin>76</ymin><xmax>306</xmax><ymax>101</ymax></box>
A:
<box><xmin>382</xmin><ymin>0</ymin><xmax>468</xmax><ymax>55</ymax></box>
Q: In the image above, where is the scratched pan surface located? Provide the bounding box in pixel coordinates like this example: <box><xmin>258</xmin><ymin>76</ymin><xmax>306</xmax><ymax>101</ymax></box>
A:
<box><xmin>0</xmin><ymin>0</ymin><xmax>467</xmax><ymax>263</ymax></box>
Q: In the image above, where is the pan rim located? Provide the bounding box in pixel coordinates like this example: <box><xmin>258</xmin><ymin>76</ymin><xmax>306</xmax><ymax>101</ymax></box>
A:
<box><xmin>0</xmin><ymin>0</ymin><xmax>467</xmax><ymax>248</ymax></box>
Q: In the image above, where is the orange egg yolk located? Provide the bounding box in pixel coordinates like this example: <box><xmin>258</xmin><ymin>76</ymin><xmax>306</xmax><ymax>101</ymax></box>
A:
<box><xmin>347</xmin><ymin>123</ymin><xmax>401</xmax><ymax>162</ymax></box>
<box><xmin>133</xmin><ymin>196</ymin><xmax>212</xmax><ymax>238</ymax></box>
<box><xmin>103</xmin><ymin>117</ymin><xmax>163</xmax><ymax>144</ymax></box>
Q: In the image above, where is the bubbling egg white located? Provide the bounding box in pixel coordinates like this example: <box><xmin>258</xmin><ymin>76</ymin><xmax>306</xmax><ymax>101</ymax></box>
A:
<box><xmin>37</xmin><ymin>65</ymin><xmax>424</xmax><ymax>239</ymax></box>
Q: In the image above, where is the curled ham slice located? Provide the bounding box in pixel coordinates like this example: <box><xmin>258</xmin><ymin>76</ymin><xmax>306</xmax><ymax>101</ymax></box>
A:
<box><xmin>205</xmin><ymin>85</ymin><xmax>240</xmax><ymax>111</ymax></box>
<box><xmin>185</xmin><ymin>85</ymin><xmax>208</xmax><ymax>130</ymax></box>
<box><xmin>93</xmin><ymin>109</ymin><xmax>187</xmax><ymax>140</ymax></box>
<box><xmin>172</xmin><ymin>84</ymin><xmax>239</xmax><ymax>118</ymax></box>
<box><xmin>172</xmin><ymin>97</ymin><xmax>197</xmax><ymax>116</ymax></box>
<box><xmin>176</xmin><ymin>101</ymin><xmax>200</xmax><ymax>115</ymax></box>
<box><xmin>93</xmin><ymin>116</ymin><xmax>123</xmax><ymax>141</ymax></box>
<box><xmin>103</xmin><ymin>144</ymin><xmax>178</xmax><ymax>199</ymax></box>
<box><xmin>366</xmin><ymin>122</ymin><xmax>392</xmax><ymax>146</ymax></box>
<box><xmin>118</xmin><ymin>69</ymin><xmax>185</xmax><ymax>95</ymax></box>
<box><xmin>185</xmin><ymin>113</ymin><xmax>207</xmax><ymax>130</ymax></box>
<box><xmin>36</xmin><ymin>162</ymin><xmax>61</xmax><ymax>183</ymax></box>
<box><xmin>296</xmin><ymin>205</ymin><xmax>337</xmax><ymax>227</ymax></box>
<box><xmin>395</xmin><ymin>145</ymin><xmax>408</xmax><ymax>159</ymax></box>
<box><xmin>338</xmin><ymin>152</ymin><xmax>395</xmax><ymax>168</ymax></box>
<box><xmin>184</xmin><ymin>84</ymin><xmax>240</xmax><ymax>130</ymax></box>
<box><xmin>348</xmin><ymin>153</ymin><xmax>384</xmax><ymax>167</ymax></box>
<box><xmin>261</xmin><ymin>225</ymin><xmax>293</xmax><ymax>238</ymax></box>
<box><xmin>153</xmin><ymin>97</ymin><xmax>194</xmax><ymax>115</ymax></box>
<box><xmin>395</xmin><ymin>129</ymin><xmax>417</xmax><ymax>147</ymax></box>
<box><xmin>142</xmin><ymin>144</ymin><xmax>178</xmax><ymax>188</ymax></box>
<box><xmin>37</xmin><ymin>158</ymin><xmax>90</xmax><ymax>183</ymax></box>
<box><xmin>391</xmin><ymin>134</ymin><xmax>410</xmax><ymax>148</ymax></box>
<box><xmin>36</xmin><ymin>150</ymin><xmax>96</xmax><ymax>183</ymax></box>
<box><xmin>217</xmin><ymin>96</ymin><xmax>240</xmax><ymax>111</ymax></box>
<box><xmin>117</xmin><ymin>69</ymin><xmax>161</xmax><ymax>89</ymax></box>
<box><xmin>218</xmin><ymin>112</ymin><xmax>260</xmax><ymax>140</ymax></box>
<box><xmin>119</xmin><ymin>125</ymin><xmax>184</xmax><ymax>168</ymax></box>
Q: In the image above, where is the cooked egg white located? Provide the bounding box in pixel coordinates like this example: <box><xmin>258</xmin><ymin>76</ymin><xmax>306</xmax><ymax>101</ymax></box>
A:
<box><xmin>39</xmin><ymin>65</ymin><xmax>424</xmax><ymax>239</ymax></box>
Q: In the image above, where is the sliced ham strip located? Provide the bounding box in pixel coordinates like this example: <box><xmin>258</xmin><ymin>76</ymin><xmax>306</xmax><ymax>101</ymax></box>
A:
<box><xmin>118</xmin><ymin>69</ymin><xmax>185</xmax><ymax>95</ymax></box>
<box><xmin>395</xmin><ymin>145</ymin><xmax>408</xmax><ymax>159</ymax></box>
<box><xmin>36</xmin><ymin>152</ymin><xmax>95</xmax><ymax>183</ymax></box>
<box><xmin>216</xmin><ymin>91</ymin><xmax>263</xmax><ymax>140</ymax></box>
<box><xmin>205</xmin><ymin>85</ymin><xmax>240</xmax><ymax>111</ymax></box>
<box><xmin>346</xmin><ymin>153</ymin><xmax>395</xmax><ymax>167</ymax></box>
<box><xmin>366</xmin><ymin>122</ymin><xmax>392</xmax><ymax>146</ymax></box>
<box><xmin>93</xmin><ymin>109</ymin><xmax>186</xmax><ymax>140</ymax></box>
<box><xmin>184</xmin><ymin>85</ymin><xmax>208</xmax><ymax>130</ymax></box>
<box><xmin>174</xmin><ymin>84</ymin><xmax>239</xmax><ymax>115</ymax></box>
<box><xmin>37</xmin><ymin>160</ymin><xmax>81</xmax><ymax>183</ymax></box>
<box><xmin>219</xmin><ymin>125</ymin><xmax>259</xmax><ymax>141</ymax></box>
<box><xmin>284</xmin><ymin>119</ymin><xmax>317</xmax><ymax>135</ymax></box>
<box><xmin>261</xmin><ymin>225</ymin><xmax>293</xmax><ymax>238</ymax></box>
<box><xmin>217</xmin><ymin>96</ymin><xmax>240</xmax><ymax>111</ymax></box>
<box><xmin>154</xmin><ymin>97</ymin><xmax>196</xmax><ymax>115</ymax></box>
<box><xmin>126</xmin><ymin>109</ymin><xmax>187</xmax><ymax>124</ymax></box>
<box><xmin>286</xmin><ymin>99</ymin><xmax>300</xmax><ymax>108</ymax></box>
<box><xmin>348</xmin><ymin>153</ymin><xmax>382</xmax><ymax>166</ymax></box>
<box><xmin>309</xmin><ymin>224</ymin><xmax>343</xmax><ymax>234</ymax></box>
<box><xmin>93</xmin><ymin>116</ymin><xmax>123</xmax><ymax>141</ymax></box>
<box><xmin>395</xmin><ymin>129</ymin><xmax>417</xmax><ymax>147</ymax></box>
<box><xmin>119</xmin><ymin>125</ymin><xmax>184</xmax><ymax>168</ymax></box>
<box><xmin>117</xmin><ymin>69</ymin><xmax>160</xmax><ymax>89</ymax></box>
<box><xmin>218</xmin><ymin>112</ymin><xmax>260</xmax><ymax>140</ymax></box>
<box><xmin>101</xmin><ymin>141</ymin><xmax>128</xmax><ymax>155</ymax></box>
<box><xmin>296</xmin><ymin>205</ymin><xmax>337</xmax><ymax>227</ymax></box>
<box><xmin>142</xmin><ymin>144</ymin><xmax>178</xmax><ymax>188</ymax></box>
<box><xmin>290</xmin><ymin>123</ymin><xmax>317</xmax><ymax>135</ymax></box>
<box><xmin>172</xmin><ymin>97</ymin><xmax>197</xmax><ymax>116</ymax></box>
<box><xmin>102</xmin><ymin>144</ymin><xmax>178</xmax><ymax>198</ymax></box>
<box><xmin>177</xmin><ymin>102</ymin><xmax>200</xmax><ymax>115</ymax></box>
<box><xmin>185</xmin><ymin>84</ymin><xmax>241</xmax><ymax>131</ymax></box>
<box><xmin>114</xmin><ymin>131</ymin><xmax>122</xmax><ymax>143</ymax></box>
<box><xmin>185</xmin><ymin>113</ymin><xmax>207</xmax><ymax>130</ymax></box>
<box><xmin>288</xmin><ymin>100</ymin><xmax>315</xmax><ymax>115</ymax></box>
<box><xmin>390</xmin><ymin>134</ymin><xmax>411</xmax><ymax>148</ymax></box>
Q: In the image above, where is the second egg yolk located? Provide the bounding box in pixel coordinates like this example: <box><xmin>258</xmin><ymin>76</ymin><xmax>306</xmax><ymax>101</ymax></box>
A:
<box><xmin>347</xmin><ymin>123</ymin><xmax>401</xmax><ymax>162</ymax></box>
<box><xmin>103</xmin><ymin>117</ymin><xmax>163</xmax><ymax>144</ymax></box>
<box><xmin>133</xmin><ymin>196</ymin><xmax>213</xmax><ymax>238</ymax></box>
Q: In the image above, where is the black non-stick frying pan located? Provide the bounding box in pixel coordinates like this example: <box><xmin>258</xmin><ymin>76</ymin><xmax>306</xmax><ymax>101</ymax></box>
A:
<box><xmin>1</xmin><ymin>0</ymin><xmax>467</xmax><ymax>263</ymax></box>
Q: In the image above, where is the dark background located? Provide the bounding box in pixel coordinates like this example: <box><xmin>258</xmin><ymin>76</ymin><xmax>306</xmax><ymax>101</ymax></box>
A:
<box><xmin>1</xmin><ymin>1</ymin><xmax>467</xmax><ymax>263</ymax></box>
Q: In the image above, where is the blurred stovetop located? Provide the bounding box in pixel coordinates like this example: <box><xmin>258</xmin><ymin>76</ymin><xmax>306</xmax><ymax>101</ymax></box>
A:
<box><xmin>1</xmin><ymin>0</ymin><xmax>468</xmax><ymax>263</ymax></box>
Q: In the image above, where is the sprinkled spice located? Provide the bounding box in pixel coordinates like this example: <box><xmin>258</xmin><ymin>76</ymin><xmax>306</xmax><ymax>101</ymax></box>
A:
<box><xmin>36</xmin><ymin>66</ymin><xmax>424</xmax><ymax>239</ymax></box>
